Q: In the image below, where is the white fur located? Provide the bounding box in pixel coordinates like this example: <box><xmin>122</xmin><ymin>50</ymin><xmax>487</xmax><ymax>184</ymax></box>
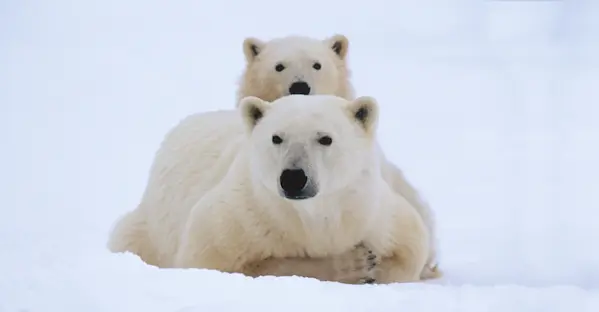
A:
<box><xmin>108</xmin><ymin>95</ymin><xmax>431</xmax><ymax>284</ymax></box>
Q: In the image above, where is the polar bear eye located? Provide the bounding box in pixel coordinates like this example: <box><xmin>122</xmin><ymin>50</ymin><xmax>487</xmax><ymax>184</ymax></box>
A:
<box><xmin>312</xmin><ymin>62</ymin><xmax>322</xmax><ymax>70</ymax></box>
<box><xmin>317</xmin><ymin>136</ymin><xmax>333</xmax><ymax>146</ymax></box>
<box><xmin>272</xmin><ymin>135</ymin><xmax>283</xmax><ymax>145</ymax></box>
<box><xmin>275</xmin><ymin>63</ymin><xmax>285</xmax><ymax>72</ymax></box>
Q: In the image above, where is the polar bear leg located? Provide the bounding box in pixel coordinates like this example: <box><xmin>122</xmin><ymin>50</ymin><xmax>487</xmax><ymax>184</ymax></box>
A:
<box><xmin>244</xmin><ymin>244</ymin><xmax>380</xmax><ymax>284</ymax></box>
<box><xmin>379</xmin><ymin>157</ymin><xmax>442</xmax><ymax>280</ymax></box>
<box><xmin>173</xmin><ymin>207</ymin><xmax>239</xmax><ymax>271</ymax></box>
<box><xmin>372</xmin><ymin>197</ymin><xmax>430</xmax><ymax>284</ymax></box>
<box><xmin>374</xmin><ymin>244</ymin><xmax>428</xmax><ymax>284</ymax></box>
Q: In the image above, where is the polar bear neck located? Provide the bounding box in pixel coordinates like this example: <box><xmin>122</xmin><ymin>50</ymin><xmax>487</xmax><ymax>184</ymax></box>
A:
<box><xmin>249</xmin><ymin>171</ymin><xmax>383</xmax><ymax>255</ymax></box>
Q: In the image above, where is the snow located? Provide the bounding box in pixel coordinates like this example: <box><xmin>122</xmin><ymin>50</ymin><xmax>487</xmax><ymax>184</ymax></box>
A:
<box><xmin>1</xmin><ymin>0</ymin><xmax>599</xmax><ymax>311</ymax></box>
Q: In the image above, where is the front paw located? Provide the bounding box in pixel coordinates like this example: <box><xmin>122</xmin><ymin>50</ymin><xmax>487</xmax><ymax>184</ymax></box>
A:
<box><xmin>331</xmin><ymin>243</ymin><xmax>380</xmax><ymax>284</ymax></box>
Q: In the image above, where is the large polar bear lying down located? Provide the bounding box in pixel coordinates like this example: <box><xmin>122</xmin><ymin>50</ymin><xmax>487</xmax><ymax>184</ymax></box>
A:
<box><xmin>108</xmin><ymin>94</ymin><xmax>431</xmax><ymax>284</ymax></box>
<box><xmin>237</xmin><ymin>33</ymin><xmax>440</xmax><ymax>278</ymax></box>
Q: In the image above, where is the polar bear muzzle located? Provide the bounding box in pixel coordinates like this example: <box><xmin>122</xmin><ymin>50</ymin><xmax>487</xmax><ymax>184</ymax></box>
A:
<box><xmin>278</xmin><ymin>168</ymin><xmax>317</xmax><ymax>200</ymax></box>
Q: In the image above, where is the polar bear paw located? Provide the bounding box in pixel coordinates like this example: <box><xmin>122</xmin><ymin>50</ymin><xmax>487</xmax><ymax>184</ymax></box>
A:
<box><xmin>331</xmin><ymin>243</ymin><xmax>379</xmax><ymax>284</ymax></box>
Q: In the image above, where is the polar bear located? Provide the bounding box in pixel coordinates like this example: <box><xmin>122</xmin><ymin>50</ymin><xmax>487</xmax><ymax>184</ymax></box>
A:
<box><xmin>237</xmin><ymin>34</ymin><xmax>354</xmax><ymax>103</ymax></box>
<box><xmin>236</xmin><ymin>33</ymin><xmax>440</xmax><ymax>279</ymax></box>
<box><xmin>108</xmin><ymin>94</ymin><xmax>430</xmax><ymax>284</ymax></box>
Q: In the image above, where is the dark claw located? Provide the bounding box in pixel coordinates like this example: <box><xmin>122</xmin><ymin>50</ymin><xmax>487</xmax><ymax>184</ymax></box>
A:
<box><xmin>363</xmin><ymin>278</ymin><xmax>376</xmax><ymax>284</ymax></box>
<box><xmin>367</xmin><ymin>254</ymin><xmax>376</xmax><ymax>261</ymax></box>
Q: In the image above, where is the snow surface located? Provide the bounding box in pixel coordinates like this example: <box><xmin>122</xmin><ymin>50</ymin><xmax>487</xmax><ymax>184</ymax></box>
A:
<box><xmin>2</xmin><ymin>0</ymin><xmax>599</xmax><ymax>311</ymax></box>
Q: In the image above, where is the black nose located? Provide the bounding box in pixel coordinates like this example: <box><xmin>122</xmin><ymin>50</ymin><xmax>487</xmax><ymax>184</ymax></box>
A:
<box><xmin>288</xmin><ymin>81</ymin><xmax>311</xmax><ymax>95</ymax></box>
<box><xmin>279</xmin><ymin>169</ymin><xmax>308</xmax><ymax>194</ymax></box>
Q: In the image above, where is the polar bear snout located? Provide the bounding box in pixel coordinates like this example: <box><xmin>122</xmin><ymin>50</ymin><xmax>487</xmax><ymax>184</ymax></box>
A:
<box><xmin>278</xmin><ymin>168</ymin><xmax>317</xmax><ymax>200</ymax></box>
<box><xmin>288</xmin><ymin>81</ymin><xmax>311</xmax><ymax>95</ymax></box>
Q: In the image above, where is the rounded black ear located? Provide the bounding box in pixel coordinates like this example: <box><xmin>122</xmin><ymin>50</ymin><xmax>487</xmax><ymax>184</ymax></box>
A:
<box><xmin>324</xmin><ymin>34</ymin><xmax>349</xmax><ymax>60</ymax></box>
<box><xmin>346</xmin><ymin>96</ymin><xmax>379</xmax><ymax>134</ymax></box>
<box><xmin>239</xmin><ymin>96</ymin><xmax>271</xmax><ymax>131</ymax></box>
<box><xmin>243</xmin><ymin>37</ymin><xmax>266</xmax><ymax>63</ymax></box>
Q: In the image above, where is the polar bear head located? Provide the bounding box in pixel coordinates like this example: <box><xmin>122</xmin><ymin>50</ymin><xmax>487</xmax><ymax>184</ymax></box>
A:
<box><xmin>236</xmin><ymin>34</ymin><xmax>354</xmax><ymax>105</ymax></box>
<box><xmin>240</xmin><ymin>94</ymin><xmax>379</xmax><ymax>200</ymax></box>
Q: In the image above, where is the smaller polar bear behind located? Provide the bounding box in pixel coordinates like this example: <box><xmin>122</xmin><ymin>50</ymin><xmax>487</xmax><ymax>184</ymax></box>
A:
<box><xmin>237</xmin><ymin>34</ymin><xmax>354</xmax><ymax>104</ymax></box>
<box><xmin>108</xmin><ymin>94</ymin><xmax>430</xmax><ymax>284</ymax></box>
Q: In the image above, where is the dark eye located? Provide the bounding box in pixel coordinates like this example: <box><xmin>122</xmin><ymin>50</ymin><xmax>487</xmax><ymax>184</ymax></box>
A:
<box><xmin>275</xmin><ymin>63</ymin><xmax>285</xmax><ymax>72</ymax></box>
<box><xmin>318</xmin><ymin>136</ymin><xmax>332</xmax><ymax>146</ymax></box>
<box><xmin>313</xmin><ymin>62</ymin><xmax>321</xmax><ymax>70</ymax></box>
<box><xmin>272</xmin><ymin>135</ymin><xmax>283</xmax><ymax>145</ymax></box>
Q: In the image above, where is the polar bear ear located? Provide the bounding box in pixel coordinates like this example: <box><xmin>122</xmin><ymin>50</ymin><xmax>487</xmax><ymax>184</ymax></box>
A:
<box><xmin>324</xmin><ymin>34</ymin><xmax>349</xmax><ymax>60</ymax></box>
<box><xmin>239</xmin><ymin>96</ymin><xmax>272</xmax><ymax>131</ymax></box>
<box><xmin>243</xmin><ymin>37</ymin><xmax>266</xmax><ymax>63</ymax></box>
<box><xmin>346</xmin><ymin>96</ymin><xmax>379</xmax><ymax>134</ymax></box>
